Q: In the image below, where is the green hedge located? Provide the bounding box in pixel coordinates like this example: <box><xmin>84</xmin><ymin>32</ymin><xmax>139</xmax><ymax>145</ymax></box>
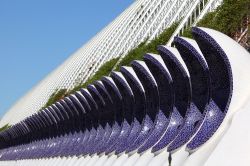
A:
<box><xmin>199</xmin><ymin>0</ymin><xmax>249</xmax><ymax>36</ymax></box>
<box><xmin>41</xmin><ymin>22</ymin><xmax>179</xmax><ymax>107</ymax></box>
<box><xmin>181</xmin><ymin>27</ymin><xmax>193</xmax><ymax>38</ymax></box>
<box><xmin>40</xmin><ymin>58</ymin><xmax>119</xmax><ymax>106</ymax></box>
<box><xmin>0</xmin><ymin>124</ymin><xmax>11</xmax><ymax>132</ymax></box>
<box><xmin>66</xmin><ymin>57</ymin><xmax>120</xmax><ymax>95</ymax></box>
<box><xmin>114</xmin><ymin>22</ymin><xmax>179</xmax><ymax>70</ymax></box>
<box><xmin>113</xmin><ymin>41</ymin><xmax>147</xmax><ymax>71</ymax></box>
<box><xmin>41</xmin><ymin>0</ymin><xmax>249</xmax><ymax>109</ymax></box>
<box><xmin>182</xmin><ymin>0</ymin><xmax>250</xmax><ymax>38</ymax></box>
<box><xmin>41</xmin><ymin>88</ymin><xmax>67</xmax><ymax>110</ymax></box>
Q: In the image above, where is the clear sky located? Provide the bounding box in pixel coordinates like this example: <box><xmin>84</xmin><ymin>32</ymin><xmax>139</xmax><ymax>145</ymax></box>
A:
<box><xmin>0</xmin><ymin>0</ymin><xmax>134</xmax><ymax>118</ymax></box>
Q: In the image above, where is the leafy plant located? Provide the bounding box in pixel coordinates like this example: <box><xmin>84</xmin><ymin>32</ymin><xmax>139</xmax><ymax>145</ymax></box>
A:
<box><xmin>41</xmin><ymin>89</ymin><xmax>67</xmax><ymax>109</ymax></box>
<box><xmin>181</xmin><ymin>28</ymin><xmax>193</xmax><ymax>38</ymax></box>
<box><xmin>114</xmin><ymin>22</ymin><xmax>179</xmax><ymax>70</ymax></box>
<box><xmin>197</xmin><ymin>0</ymin><xmax>250</xmax><ymax>36</ymax></box>
<box><xmin>41</xmin><ymin>0</ymin><xmax>250</xmax><ymax>110</ymax></box>
<box><xmin>66</xmin><ymin>57</ymin><xmax>120</xmax><ymax>95</ymax></box>
<box><xmin>0</xmin><ymin>124</ymin><xmax>11</xmax><ymax>132</ymax></box>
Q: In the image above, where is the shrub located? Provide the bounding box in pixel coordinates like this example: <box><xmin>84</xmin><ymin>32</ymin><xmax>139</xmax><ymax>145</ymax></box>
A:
<box><xmin>181</xmin><ymin>28</ymin><xmax>193</xmax><ymax>38</ymax></box>
<box><xmin>41</xmin><ymin>0</ymin><xmax>250</xmax><ymax>110</ymax></box>
<box><xmin>44</xmin><ymin>22</ymin><xmax>180</xmax><ymax>106</ymax></box>
<box><xmin>67</xmin><ymin>57</ymin><xmax>120</xmax><ymax>94</ymax></box>
<box><xmin>0</xmin><ymin>124</ymin><xmax>11</xmax><ymax>132</ymax></box>
<box><xmin>197</xmin><ymin>0</ymin><xmax>250</xmax><ymax>36</ymax></box>
<box><xmin>113</xmin><ymin>42</ymin><xmax>147</xmax><ymax>70</ymax></box>
<box><xmin>114</xmin><ymin>22</ymin><xmax>179</xmax><ymax>70</ymax></box>
<box><xmin>180</xmin><ymin>0</ymin><xmax>250</xmax><ymax>38</ymax></box>
<box><xmin>41</xmin><ymin>89</ymin><xmax>67</xmax><ymax>109</ymax></box>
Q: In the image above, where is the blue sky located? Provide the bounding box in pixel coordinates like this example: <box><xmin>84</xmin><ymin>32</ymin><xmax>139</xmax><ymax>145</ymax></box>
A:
<box><xmin>0</xmin><ymin>0</ymin><xmax>133</xmax><ymax>118</ymax></box>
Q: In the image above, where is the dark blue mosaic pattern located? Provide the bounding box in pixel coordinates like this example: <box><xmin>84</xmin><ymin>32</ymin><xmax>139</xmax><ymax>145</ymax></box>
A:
<box><xmin>137</xmin><ymin>111</ymin><xmax>169</xmax><ymax>153</ymax></box>
<box><xmin>115</xmin><ymin>117</ymin><xmax>141</xmax><ymax>154</ymax></box>
<box><xmin>166</xmin><ymin>36</ymin><xmax>211</xmax><ymax>152</ymax></box>
<box><xmin>184</xmin><ymin>27</ymin><xmax>233</xmax><ymax>151</ymax></box>
<box><xmin>136</xmin><ymin>53</ymin><xmax>173</xmax><ymax>153</ymax></box>
<box><xmin>0</xmin><ymin>27</ymin><xmax>237</xmax><ymax>162</ymax></box>
<box><xmin>98</xmin><ymin>121</ymin><xmax>121</xmax><ymax>155</ymax></box>
<box><xmin>81</xmin><ymin>126</ymin><xmax>98</xmax><ymax>155</ymax></box>
<box><xmin>106</xmin><ymin>120</ymin><xmax>132</xmax><ymax>154</ymax></box>
<box><xmin>152</xmin><ymin>46</ymin><xmax>191</xmax><ymax>153</ymax></box>
<box><xmin>168</xmin><ymin>103</ymin><xmax>202</xmax><ymax>152</ymax></box>
<box><xmin>187</xmin><ymin>99</ymin><xmax>224</xmax><ymax>151</ymax></box>
<box><xmin>92</xmin><ymin>123</ymin><xmax>112</xmax><ymax>155</ymax></box>
<box><xmin>152</xmin><ymin>107</ymin><xmax>183</xmax><ymax>153</ymax></box>
<box><xmin>88</xmin><ymin>124</ymin><xmax>106</xmax><ymax>154</ymax></box>
<box><xmin>74</xmin><ymin>130</ymin><xmax>90</xmax><ymax>156</ymax></box>
<box><xmin>126</xmin><ymin>115</ymin><xmax>154</xmax><ymax>153</ymax></box>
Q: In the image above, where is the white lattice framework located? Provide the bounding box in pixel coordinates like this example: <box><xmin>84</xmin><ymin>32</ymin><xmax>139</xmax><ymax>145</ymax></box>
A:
<box><xmin>0</xmin><ymin>0</ymin><xmax>221</xmax><ymax>126</ymax></box>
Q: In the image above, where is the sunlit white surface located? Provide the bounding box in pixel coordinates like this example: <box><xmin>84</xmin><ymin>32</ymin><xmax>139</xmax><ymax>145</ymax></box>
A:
<box><xmin>0</xmin><ymin>0</ymin><xmax>212</xmax><ymax>126</ymax></box>
<box><xmin>183</xmin><ymin>27</ymin><xmax>250</xmax><ymax>166</ymax></box>
<box><xmin>204</xmin><ymin>100</ymin><xmax>250</xmax><ymax>166</ymax></box>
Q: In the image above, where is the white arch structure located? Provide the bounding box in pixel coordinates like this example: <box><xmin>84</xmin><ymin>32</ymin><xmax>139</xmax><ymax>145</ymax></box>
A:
<box><xmin>0</xmin><ymin>27</ymin><xmax>249</xmax><ymax>166</ymax></box>
<box><xmin>0</xmin><ymin>0</ymin><xmax>221</xmax><ymax>126</ymax></box>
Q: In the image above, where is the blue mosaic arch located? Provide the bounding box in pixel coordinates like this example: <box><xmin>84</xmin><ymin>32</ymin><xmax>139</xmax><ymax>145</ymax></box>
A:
<box><xmin>108</xmin><ymin>72</ymin><xmax>134</xmax><ymax>155</ymax></box>
<box><xmin>125</xmin><ymin>60</ymin><xmax>159</xmax><ymax>153</ymax></box>
<box><xmin>167</xmin><ymin>37</ymin><xmax>210</xmax><ymax>152</ymax></box>
<box><xmin>1</xmin><ymin>27</ymin><xmax>249</xmax><ymax>165</ymax></box>
<box><xmin>119</xmin><ymin>67</ymin><xmax>146</xmax><ymax>154</ymax></box>
<box><xmin>97</xmin><ymin>77</ymin><xmax>124</xmax><ymax>154</ymax></box>
<box><xmin>151</xmin><ymin>46</ymin><xmax>189</xmax><ymax>153</ymax></box>
<box><xmin>97</xmin><ymin>77</ymin><xmax>122</xmax><ymax>155</ymax></box>
<box><xmin>137</xmin><ymin>53</ymin><xmax>173</xmax><ymax>153</ymax></box>
<box><xmin>186</xmin><ymin>27</ymin><xmax>233</xmax><ymax>152</ymax></box>
<box><xmin>83</xmin><ymin>85</ymin><xmax>107</xmax><ymax>155</ymax></box>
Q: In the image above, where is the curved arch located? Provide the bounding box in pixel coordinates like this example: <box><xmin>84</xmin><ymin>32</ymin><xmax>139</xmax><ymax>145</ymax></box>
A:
<box><xmin>158</xmin><ymin>45</ymin><xmax>191</xmax><ymax>117</ymax></box>
<box><xmin>93</xmin><ymin>76</ymin><xmax>123</xmax><ymax>155</ymax></box>
<box><xmin>124</xmin><ymin>60</ymin><xmax>159</xmax><ymax>153</ymax></box>
<box><xmin>108</xmin><ymin>71</ymin><xmax>134</xmax><ymax>155</ymax></box>
<box><xmin>144</xmin><ymin>53</ymin><xmax>174</xmax><ymax>117</ymax></box>
<box><xmin>174</xmin><ymin>37</ymin><xmax>210</xmax><ymax>113</ymax></box>
<box><xmin>186</xmin><ymin>27</ymin><xmax>234</xmax><ymax>151</ymax></box>
<box><xmin>94</xmin><ymin>81</ymin><xmax>114</xmax><ymax>125</ymax></box>
<box><xmin>87</xmin><ymin>85</ymin><xmax>106</xmax><ymax>127</ymax></box>
<box><xmin>110</xmin><ymin>71</ymin><xmax>134</xmax><ymax>124</ymax></box>
<box><xmin>120</xmin><ymin>66</ymin><xmax>146</xmax><ymax>123</ymax></box>
<box><xmin>80</xmin><ymin>88</ymin><xmax>99</xmax><ymax>127</ymax></box>
<box><xmin>58</xmin><ymin>99</ymin><xmax>77</xmax><ymax>133</ymax></box>
<box><xmin>136</xmin><ymin>53</ymin><xmax>174</xmax><ymax>153</ymax></box>
<box><xmin>131</xmin><ymin>60</ymin><xmax>159</xmax><ymax>121</ymax></box>
<box><xmin>69</xmin><ymin>94</ymin><xmax>86</xmax><ymax>135</ymax></box>
<box><xmin>46</xmin><ymin>106</ymin><xmax>61</xmax><ymax>137</ymax></box>
<box><xmin>81</xmin><ymin>85</ymin><xmax>106</xmax><ymax>155</ymax></box>
<box><xmin>74</xmin><ymin>92</ymin><xmax>93</xmax><ymax>131</ymax></box>
<box><xmin>55</xmin><ymin>102</ymin><xmax>70</xmax><ymax>120</ymax></box>
<box><xmin>119</xmin><ymin>66</ymin><xmax>146</xmax><ymax>154</ymax></box>
<box><xmin>152</xmin><ymin>46</ymin><xmax>190</xmax><ymax>153</ymax></box>
<box><xmin>101</xmin><ymin>76</ymin><xmax>123</xmax><ymax>125</ymax></box>
<box><xmin>55</xmin><ymin>101</ymin><xmax>73</xmax><ymax>134</ymax></box>
<box><xmin>69</xmin><ymin>94</ymin><xmax>86</xmax><ymax>114</ymax></box>
<box><xmin>167</xmin><ymin>37</ymin><xmax>210</xmax><ymax>152</ymax></box>
<box><xmin>75</xmin><ymin>92</ymin><xmax>91</xmax><ymax>114</ymax></box>
<box><xmin>51</xmin><ymin>103</ymin><xmax>70</xmax><ymax>135</ymax></box>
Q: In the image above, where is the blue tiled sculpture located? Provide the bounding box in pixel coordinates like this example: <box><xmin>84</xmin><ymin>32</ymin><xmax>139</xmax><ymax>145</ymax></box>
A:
<box><xmin>167</xmin><ymin>37</ymin><xmax>209</xmax><ymax>152</ymax></box>
<box><xmin>0</xmin><ymin>27</ymin><xmax>249</xmax><ymax>166</ymax></box>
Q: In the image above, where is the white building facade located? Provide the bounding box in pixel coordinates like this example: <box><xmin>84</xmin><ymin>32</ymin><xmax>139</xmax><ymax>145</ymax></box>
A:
<box><xmin>0</xmin><ymin>0</ymin><xmax>222</xmax><ymax>126</ymax></box>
